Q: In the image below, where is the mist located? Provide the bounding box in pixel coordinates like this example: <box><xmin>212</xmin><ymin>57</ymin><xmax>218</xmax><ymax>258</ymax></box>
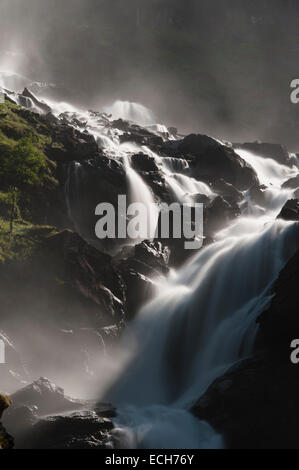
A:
<box><xmin>1</xmin><ymin>0</ymin><xmax>299</xmax><ymax>146</ymax></box>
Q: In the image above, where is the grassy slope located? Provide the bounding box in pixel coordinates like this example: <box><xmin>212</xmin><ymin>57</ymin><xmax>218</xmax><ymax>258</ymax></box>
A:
<box><xmin>0</xmin><ymin>99</ymin><xmax>59</xmax><ymax>263</ymax></box>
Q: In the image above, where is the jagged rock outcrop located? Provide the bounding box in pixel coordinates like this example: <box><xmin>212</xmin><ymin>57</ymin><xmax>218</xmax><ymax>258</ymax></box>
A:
<box><xmin>117</xmin><ymin>240</ymin><xmax>170</xmax><ymax>317</ymax></box>
<box><xmin>205</xmin><ymin>196</ymin><xmax>241</xmax><ymax>236</ymax></box>
<box><xmin>113</xmin><ymin>119</ymin><xmax>164</xmax><ymax>150</ymax></box>
<box><xmin>175</xmin><ymin>134</ymin><xmax>259</xmax><ymax>190</ymax></box>
<box><xmin>277</xmin><ymin>199</ymin><xmax>299</xmax><ymax>221</ymax></box>
<box><xmin>22</xmin><ymin>88</ymin><xmax>52</xmax><ymax>114</ymax></box>
<box><xmin>18</xmin><ymin>410</ymin><xmax>114</xmax><ymax>449</ymax></box>
<box><xmin>2</xmin><ymin>378</ymin><xmax>115</xmax><ymax>449</ymax></box>
<box><xmin>211</xmin><ymin>179</ymin><xmax>243</xmax><ymax>205</ymax></box>
<box><xmin>249</xmin><ymin>183</ymin><xmax>268</xmax><ymax>207</ymax></box>
<box><xmin>282</xmin><ymin>175</ymin><xmax>299</xmax><ymax>190</ymax></box>
<box><xmin>257</xmin><ymin>249</ymin><xmax>299</xmax><ymax>355</ymax></box>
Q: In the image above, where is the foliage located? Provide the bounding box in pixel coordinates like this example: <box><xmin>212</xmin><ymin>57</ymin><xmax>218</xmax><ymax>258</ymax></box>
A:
<box><xmin>0</xmin><ymin>137</ymin><xmax>46</xmax><ymax>191</ymax></box>
<box><xmin>0</xmin><ymin>217</ymin><xmax>58</xmax><ymax>263</ymax></box>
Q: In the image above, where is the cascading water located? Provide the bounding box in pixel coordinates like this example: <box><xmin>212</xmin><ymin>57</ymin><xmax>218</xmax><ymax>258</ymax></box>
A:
<box><xmin>104</xmin><ymin>100</ymin><xmax>155</xmax><ymax>127</ymax></box>
<box><xmin>123</xmin><ymin>155</ymin><xmax>159</xmax><ymax>240</ymax></box>
<box><xmin>5</xmin><ymin>86</ymin><xmax>299</xmax><ymax>448</ymax></box>
<box><xmin>101</xmin><ymin>150</ymin><xmax>299</xmax><ymax>449</ymax></box>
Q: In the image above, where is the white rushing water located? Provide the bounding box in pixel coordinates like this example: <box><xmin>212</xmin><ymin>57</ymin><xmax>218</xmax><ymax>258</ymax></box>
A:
<box><xmin>4</xmin><ymin>84</ymin><xmax>299</xmax><ymax>448</ymax></box>
<box><xmin>104</xmin><ymin>100</ymin><xmax>155</xmax><ymax>126</ymax></box>
<box><xmin>103</xmin><ymin>150</ymin><xmax>299</xmax><ymax>449</ymax></box>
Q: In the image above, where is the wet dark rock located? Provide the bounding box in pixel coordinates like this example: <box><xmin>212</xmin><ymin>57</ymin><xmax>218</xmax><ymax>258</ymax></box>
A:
<box><xmin>131</xmin><ymin>153</ymin><xmax>159</xmax><ymax>172</ymax></box>
<box><xmin>192</xmin><ymin>356</ymin><xmax>299</xmax><ymax>449</ymax></box>
<box><xmin>120</xmin><ymin>269</ymin><xmax>156</xmax><ymax>319</ymax></box>
<box><xmin>17</xmin><ymin>94</ymin><xmax>33</xmax><ymax>109</ymax></box>
<box><xmin>2</xmin><ymin>377</ymin><xmax>116</xmax><ymax>449</ymax></box>
<box><xmin>134</xmin><ymin>240</ymin><xmax>170</xmax><ymax>274</ymax></box>
<box><xmin>249</xmin><ymin>184</ymin><xmax>268</xmax><ymax>207</ymax></box>
<box><xmin>118</xmin><ymin>241</ymin><xmax>170</xmax><ymax>317</ymax></box>
<box><xmin>205</xmin><ymin>196</ymin><xmax>241</xmax><ymax>236</ymax></box>
<box><xmin>22</xmin><ymin>88</ymin><xmax>52</xmax><ymax>114</ymax></box>
<box><xmin>64</xmin><ymin>156</ymin><xmax>127</xmax><ymax>249</ymax></box>
<box><xmin>277</xmin><ymin>199</ymin><xmax>299</xmax><ymax>221</ymax></box>
<box><xmin>16</xmin><ymin>410</ymin><xmax>114</xmax><ymax>449</ymax></box>
<box><xmin>235</xmin><ymin>142</ymin><xmax>291</xmax><ymax>166</ymax></box>
<box><xmin>139</xmin><ymin>168</ymin><xmax>174</xmax><ymax>204</ymax></box>
<box><xmin>46</xmin><ymin>125</ymin><xmax>99</xmax><ymax>162</ymax></box>
<box><xmin>7</xmin><ymin>377</ymin><xmax>86</xmax><ymax>417</ymax></box>
<box><xmin>191</xmin><ymin>194</ymin><xmax>211</xmax><ymax>205</ymax></box>
<box><xmin>282</xmin><ymin>175</ymin><xmax>299</xmax><ymax>190</ymax></box>
<box><xmin>211</xmin><ymin>179</ymin><xmax>243</xmax><ymax>205</ymax></box>
<box><xmin>177</xmin><ymin>134</ymin><xmax>258</xmax><ymax>190</ymax></box>
<box><xmin>3</xmin><ymin>405</ymin><xmax>38</xmax><ymax>436</ymax></box>
<box><xmin>257</xmin><ymin>249</ymin><xmax>299</xmax><ymax>355</ymax></box>
<box><xmin>114</xmin><ymin>120</ymin><xmax>164</xmax><ymax>150</ymax></box>
<box><xmin>43</xmin><ymin>229</ymin><xmax>125</xmax><ymax>324</ymax></box>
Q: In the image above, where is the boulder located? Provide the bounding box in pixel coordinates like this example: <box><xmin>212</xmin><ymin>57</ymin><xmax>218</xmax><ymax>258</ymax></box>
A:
<box><xmin>211</xmin><ymin>179</ymin><xmax>243</xmax><ymax>205</ymax></box>
<box><xmin>282</xmin><ymin>175</ymin><xmax>299</xmax><ymax>190</ymax></box>
<box><xmin>16</xmin><ymin>410</ymin><xmax>114</xmax><ymax>449</ymax></box>
<box><xmin>192</xmin><ymin>356</ymin><xmax>299</xmax><ymax>449</ymax></box>
<box><xmin>6</xmin><ymin>377</ymin><xmax>86</xmax><ymax>417</ymax></box>
<box><xmin>22</xmin><ymin>88</ymin><xmax>52</xmax><ymax>114</ymax></box>
<box><xmin>113</xmin><ymin>120</ymin><xmax>163</xmax><ymax>151</ymax></box>
<box><xmin>131</xmin><ymin>153</ymin><xmax>159</xmax><ymax>172</ymax></box>
<box><xmin>249</xmin><ymin>184</ymin><xmax>268</xmax><ymax>207</ymax></box>
<box><xmin>178</xmin><ymin>134</ymin><xmax>258</xmax><ymax>190</ymax></box>
<box><xmin>118</xmin><ymin>240</ymin><xmax>170</xmax><ymax>317</ymax></box>
<box><xmin>205</xmin><ymin>196</ymin><xmax>241</xmax><ymax>236</ymax></box>
<box><xmin>277</xmin><ymin>199</ymin><xmax>299</xmax><ymax>221</ymax></box>
<box><xmin>46</xmin><ymin>125</ymin><xmax>99</xmax><ymax>162</ymax></box>
<box><xmin>257</xmin><ymin>249</ymin><xmax>299</xmax><ymax>355</ymax></box>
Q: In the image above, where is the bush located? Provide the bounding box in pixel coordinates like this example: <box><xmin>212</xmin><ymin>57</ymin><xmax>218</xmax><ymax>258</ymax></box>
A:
<box><xmin>0</xmin><ymin>137</ymin><xmax>46</xmax><ymax>191</ymax></box>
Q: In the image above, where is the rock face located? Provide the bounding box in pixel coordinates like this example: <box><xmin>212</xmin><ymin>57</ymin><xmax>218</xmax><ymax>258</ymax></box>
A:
<box><xmin>192</xmin><ymin>245</ymin><xmax>299</xmax><ymax>449</ymax></box>
<box><xmin>257</xmin><ymin>249</ymin><xmax>299</xmax><ymax>355</ymax></box>
<box><xmin>192</xmin><ymin>356</ymin><xmax>299</xmax><ymax>449</ymax></box>
<box><xmin>282</xmin><ymin>175</ymin><xmax>299</xmax><ymax>190</ymax></box>
<box><xmin>2</xmin><ymin>378</ymin><xmax>115</xmax><ymax>449</ymax></box>
<box><xmin>277</xmin><ymin>199</ymin><xmax>299</xmax><ymax>221</ymax></box>
<box><xmin>117</xmin><ymin>240</ymin><xmax>170</xmax><ymax>317</ymax></box>
<box><xmin>22</xmin><ymin>88</ymin><xmax>52</xmax><ymax>114</ymax></box>
<box><xmin>176</xmin><ymin>134</ymin><xmax>258</xmax><ymax>190</ymax></box>
<box><xmin>234</xmin><ymin>142</ymin><xmax>291</xmax><ymax>166</ymax></box>
<box><xmin>18</xmin><ymin>411</ymin><xmax>114</xmax><ymax>449</ymax></box>
<box><xmin>113</xmin><ymin>119</ymin><xmax>164</xmax><ymax>150</ymax></box>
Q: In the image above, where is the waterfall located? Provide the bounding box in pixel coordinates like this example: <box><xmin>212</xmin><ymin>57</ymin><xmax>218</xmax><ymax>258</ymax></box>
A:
<box><xmin>104</xmin><ymin>100</ymin><xmax>155</xmax><ymax>126</ymax></box>
<box><xmin>124</xmin><ymin>156</ymin><xmax>160</xmax><ymax>240</ymax></box>
<box><xmin>236</xmin><ymin>148</ymin><xmax>297</xmax><ymax>187</ymax></box>
<box><xmin>10</xmin><ymin>91</ymin><xmax>299</xmax><ymax>448</ymax></box>
<box><xmin>102</xmin><ymin>150</ymin><xmax>299</xmax><ymax>449</ymax></box>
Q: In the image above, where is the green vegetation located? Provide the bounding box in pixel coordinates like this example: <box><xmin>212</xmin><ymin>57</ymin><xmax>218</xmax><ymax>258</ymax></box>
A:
<box><xmin>0</xmin><ymin>394</ymin><xmax>13</xmax><ymax>450</ymax></box>
<box><xmin>0</xmin><ymin>394</ymin><xmax>11</xmax><ymax>418</ymax></box>
<box><xmin>0</xmin><ymin>98</ymin><xmax>58</xmax><ymax>235</ymax></box>
<box><xmin>0</xmin><ymin>218</ymin><xmax>57</xmax><ymax>263</ymax></box>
